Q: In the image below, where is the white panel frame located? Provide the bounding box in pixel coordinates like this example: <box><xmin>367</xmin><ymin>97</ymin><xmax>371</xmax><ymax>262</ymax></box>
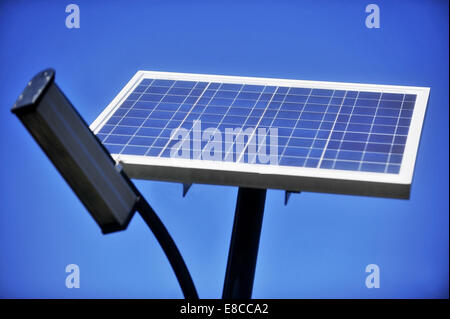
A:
<box><xmin>90</xmin><ymin>71</ymin><xmax>430</xmax><ymax>198</ymax></box>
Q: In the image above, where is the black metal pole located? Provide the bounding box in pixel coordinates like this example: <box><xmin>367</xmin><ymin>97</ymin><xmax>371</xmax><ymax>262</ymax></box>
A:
<box><xmin>222</xmin><ymin>187</ymin><xmax>267</xmax><ymax>299</ymax></box>
<box><xmin>136</xmin><ymin>197</ymin><xmax>199</xmax><ymax>299</ymax></box>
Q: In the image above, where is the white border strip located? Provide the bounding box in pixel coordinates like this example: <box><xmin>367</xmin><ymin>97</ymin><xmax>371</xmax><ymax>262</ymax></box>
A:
<box><xmin>90</xmin><ymin>70</ymin><xmax>430</xmax><ymax>186</ymax></box>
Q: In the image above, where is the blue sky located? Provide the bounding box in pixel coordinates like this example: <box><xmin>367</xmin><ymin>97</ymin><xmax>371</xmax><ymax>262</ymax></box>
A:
<box><xmin>0</xmin><ymin>0</ymin><xmax>448</xmax><ymax>298</ymax></box>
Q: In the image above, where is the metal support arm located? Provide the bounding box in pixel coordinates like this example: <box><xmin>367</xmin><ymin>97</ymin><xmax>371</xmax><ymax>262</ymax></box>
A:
<box><xmin>136</xmin><ymin>197</ymin><xmax>199</xmax><ymax>299</ymax></box>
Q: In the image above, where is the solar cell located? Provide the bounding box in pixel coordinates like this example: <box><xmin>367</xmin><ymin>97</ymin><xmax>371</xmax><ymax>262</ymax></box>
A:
<box><xmin>96</xmin><ymin>77</ymin><xmax>415</xmax><ymax>173</ymax></box>
<box><xmin>91</xmin><ymin>71</ymin><xmax>429</xmax><ymax>198</ymax></box>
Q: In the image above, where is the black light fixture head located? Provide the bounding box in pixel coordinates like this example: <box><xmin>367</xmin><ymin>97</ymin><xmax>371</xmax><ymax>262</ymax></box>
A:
<box><xmin>11</xmin><ymin>69</ymin><xmax>139</xmax><ymax>234</ymax></box>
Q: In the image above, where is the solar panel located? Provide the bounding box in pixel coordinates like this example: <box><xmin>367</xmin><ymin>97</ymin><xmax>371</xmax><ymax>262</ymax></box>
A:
<box><xmin>91</xmin><ymin>71</ymin><xmax>429</xmax><ymax>199</ymax></box>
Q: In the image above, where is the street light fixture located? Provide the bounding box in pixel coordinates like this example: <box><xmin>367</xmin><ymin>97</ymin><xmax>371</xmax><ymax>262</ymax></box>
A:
<box><xmin>11</xmin><ymin>69</ymin><xmax>198</xmax><ymax>299</ymax></box>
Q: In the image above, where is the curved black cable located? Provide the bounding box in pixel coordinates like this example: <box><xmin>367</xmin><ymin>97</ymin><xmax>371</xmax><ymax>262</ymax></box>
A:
<box><xmin>136</xmin><ymin>197</ymin><xmax>199</xmax><ymax>299</ymax></box>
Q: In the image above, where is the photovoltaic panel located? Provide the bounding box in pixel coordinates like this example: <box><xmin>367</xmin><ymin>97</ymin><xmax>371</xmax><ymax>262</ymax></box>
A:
<box><xmin>91</xmin><ymin>71</ymin><xmax>429</xmax><ymax>199</ymax></box>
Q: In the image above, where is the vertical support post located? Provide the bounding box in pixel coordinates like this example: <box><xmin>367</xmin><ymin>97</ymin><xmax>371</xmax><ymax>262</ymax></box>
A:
<box><xmin>222</xmin><ymin>187</ymin><xmax>267</xmax><ymax>299</ymax></box>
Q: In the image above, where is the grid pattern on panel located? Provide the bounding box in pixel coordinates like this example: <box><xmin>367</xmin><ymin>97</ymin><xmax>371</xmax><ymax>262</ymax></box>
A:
<box><xmin>95</xmin><ymin>78</ymin><xmax>416</xmax><ymax>174</ymax></box>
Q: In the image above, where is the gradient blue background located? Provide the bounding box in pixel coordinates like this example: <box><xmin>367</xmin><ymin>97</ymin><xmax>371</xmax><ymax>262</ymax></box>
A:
<box><xmin>0</xmin><ymin>0</ymin><xmax>448</xmax><ymax>298</ymax></box>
